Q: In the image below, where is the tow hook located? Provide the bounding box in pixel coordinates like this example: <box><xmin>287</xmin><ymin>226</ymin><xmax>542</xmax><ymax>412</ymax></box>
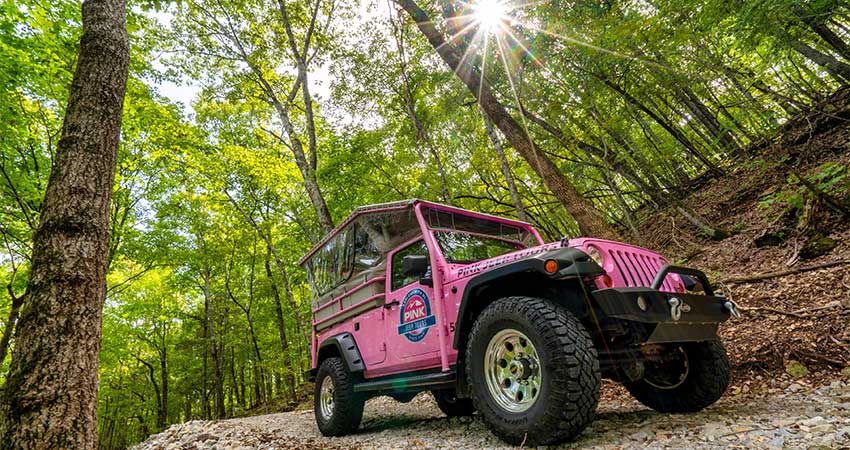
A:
<box><xmin>724</xmin><ymin>300</ymin><xmax>742</xmax><ymax>319</ymax></box>
<box><xmin>669</xmin><ymin>297</ymin><xmax>682</xmax><ymax>321</ymax></box>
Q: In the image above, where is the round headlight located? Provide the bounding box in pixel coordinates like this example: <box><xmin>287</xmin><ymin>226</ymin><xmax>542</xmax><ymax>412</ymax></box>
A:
<box><xmin>586</xmin><ymin>245</ymin><xmax>603</xmax><ymax>266</ymax></box>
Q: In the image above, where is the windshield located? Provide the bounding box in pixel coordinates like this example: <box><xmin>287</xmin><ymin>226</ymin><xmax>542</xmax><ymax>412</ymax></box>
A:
<box><xmin>422</xmin><ymin>206</ymin><xmax>538</xmax><ymax>246</ymax></box>
<box><xmin>435</xmin><ymin>232</ymin><xmax>524</xmax><ymax>263</ymax></box>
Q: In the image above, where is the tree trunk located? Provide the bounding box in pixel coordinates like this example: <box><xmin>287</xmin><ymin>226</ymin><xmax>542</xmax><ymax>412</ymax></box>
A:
<box><xmin>795</xmin><ymin>6</ymin><xmax>850</xmax><ymax>62</ymax></box>
<box><xmin>391</xmin><ymin>13</ymin><xmax>453</xmax><ymax>204</ymax></box>
<box><xmin>160</xmin><ymin>347</ymin><xmax>168</xmax><ymax>427</ymax></box>
<box><xmin>594</xmin><ymin>76</ymin><xmax>723</xmax><ymax>175</ymax></box>
<box><xmin>202</xmin><ymin>345</ymin><xmax>209</xmax><ymax>419</ymax></box>
<box><xmin>481</xmin><ymin>107</ymin><xmax>530</xmax><ymax>222</ymax></box>
<box><xmin>0</xmin><ymin>294</ymin><xmax>25</xmax><ymax>367</ymax></box>
<box><xmin>394</xmin><ymin>0</ymin><xmax>620</xmax><ymax>240</ymax></box>
<box><xmin>522</xmin><ymin>107</ymin><xmax>729</xmax><ymax>240</ymax></box>
<box><xmin>203</xmin><ymin>268</ymin><xmax>225</xmax><ymax>419</ymax></box>
<box><xmin>600</xmin><ymin>169</ymin><xmax>641</xmax><ymax>241</ymax></box>
<box><xmin>0</xmin><ymin>1</ymin><xmax>129</xmax><ymax>448</ymax></box>
<box><xmin>789</xmin><ymin>38</ymin><xmax>850</xmax><ymax>84</ymax></box>
<box><xmin>224</xmin><ymin>192</ymin><xmax>309</xmax><ymax>345</ymax></box>
<box><xmin>266</xmin><ymin>253</ymin><xmax>297</xmax><ymax>404</ymax></box>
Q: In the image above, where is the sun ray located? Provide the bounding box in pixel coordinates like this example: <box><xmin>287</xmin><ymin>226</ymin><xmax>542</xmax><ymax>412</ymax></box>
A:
<box><xmin>478</xmin><ymin>30</ymin><xmax>490</xmax><ymax>101</ymax></box>
<box><xmin>494</xmin><ymin>30</ymin><xmax>536</xmax><ymax>153</ymax></box>
<box><xmin>518</xmin><ymin>22</ymin><xmax>670</xmax><ymax>70</ymax></box>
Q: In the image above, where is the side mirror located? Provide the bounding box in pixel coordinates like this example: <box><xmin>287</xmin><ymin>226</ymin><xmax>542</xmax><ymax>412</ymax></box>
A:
<box><xmin>402</xmin><ymin>255</ymin><xmax>429</xmax><ymax>278</ymax></box>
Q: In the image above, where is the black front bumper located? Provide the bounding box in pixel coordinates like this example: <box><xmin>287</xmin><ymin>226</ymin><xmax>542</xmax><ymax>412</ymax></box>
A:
<box><xmin>591</xmin><ymin>265</ymin><xmax>736</xmax><ymax>344</ymax></box>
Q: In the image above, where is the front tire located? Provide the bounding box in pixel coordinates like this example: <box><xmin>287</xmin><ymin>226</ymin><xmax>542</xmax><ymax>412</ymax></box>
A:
<box><xmin>432</xmin><ymin>389</ymin><xmax>476</xmax><ymax>417</ymax></box>
<box><xmin>624</xmin><ymin>340</ymin><xmax>731</xmax><ymax>413</ymax></box>
<box><xmin>466</xmin><ymin>297</ymin><xmax>600</xmax><ymax>446</ymax></box>
<box><xmin>314</xmin><ymin>357</ymin><xmax>365</xmax><ymax>436</ymax></box>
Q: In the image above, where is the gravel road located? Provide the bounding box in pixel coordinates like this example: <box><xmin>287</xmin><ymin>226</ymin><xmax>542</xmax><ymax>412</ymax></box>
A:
<box><xmin>133</xmin><ymin>379</ymin><xmax>850</xmax><ymax>450</ymax></box>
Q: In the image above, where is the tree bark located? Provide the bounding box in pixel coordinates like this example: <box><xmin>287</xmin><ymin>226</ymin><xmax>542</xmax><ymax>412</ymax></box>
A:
<box><xmin>224</xmin><ymin>191</ymin><xmax>310</xmax><ymax>345</ymax></box>
<box><xmin>0</xmin><ymin>1</ymin><xmax>129</xmax><ymax>448</ymax></box>
<box><xmin>0</xmin><ymin>293</ymin><xmax>25</xmax><ymax>367</ymax></box>
<box><xmin>265</xmin><ymin>252</ymin><xmax>297</xmax><ymax>403</ymax></box>
<box><xmin>789</xmin><ymin>38</ymin><xmax>850</xmax><ymax>84</ymax></box>
<box><xmin>794</xmin><ymin>6</ymin><xmax>850</xmax><ymax>62</ymax></box>
<box><xmin>203</xmin><ymin>268</ymin><xmax>225</xmax><ymax>419</ymax></box>
<box><xmin>394</xmin><ymin>0</ymin><xmax>620</xmax><ymax>240</ymax></box>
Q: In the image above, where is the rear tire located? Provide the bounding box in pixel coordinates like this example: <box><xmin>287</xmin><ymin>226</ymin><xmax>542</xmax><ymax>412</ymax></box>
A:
<box><xmin>432</xmin><ymin>389</ymin><xmax>476</xmax><ymax>417</ymax></box>
<box><xmin>624</xmin><ymin>340</ymin><xmax>730</xmax><ymax>413</ymax></box>
<box><xmin>465</xmin><ymin>297</ymin><xmax>600</xmax><ymax>446</ymax></box>
<box><xmin>314</xmin><ymin>357</ymin><xmax>365</xmax><ymax>436</ymax></box>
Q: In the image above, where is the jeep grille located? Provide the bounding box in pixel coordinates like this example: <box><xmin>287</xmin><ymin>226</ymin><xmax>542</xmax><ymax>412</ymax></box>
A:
<box><xmin>609</xmin><ymin>249</ymin><xmax>676</xmax><ymax>291</ymax></box>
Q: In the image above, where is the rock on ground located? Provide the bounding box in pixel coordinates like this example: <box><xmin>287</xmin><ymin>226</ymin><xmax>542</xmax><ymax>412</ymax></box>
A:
<box><xmin>132</xmin><ymin>380</ymin><xmax>850</xmax><ymax>450</ymax></box>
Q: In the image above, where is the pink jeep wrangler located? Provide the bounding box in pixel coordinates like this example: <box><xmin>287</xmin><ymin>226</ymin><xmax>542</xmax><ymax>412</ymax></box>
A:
<box><xmin>301</xmin><ymin>199</ymin><xmax>738</xmax><ymax>445</ymax></box>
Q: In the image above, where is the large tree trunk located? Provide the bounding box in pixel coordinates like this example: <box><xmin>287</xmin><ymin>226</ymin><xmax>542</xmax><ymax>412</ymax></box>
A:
<box><xmin>395</xmin><ymin>0</ymin><xmax>620</xmax><ymax>240</ymax></box>
<box><xmin>0</xmin><ymin>1</ymin><xmax>129</xmax><ymax>448</ymax></box>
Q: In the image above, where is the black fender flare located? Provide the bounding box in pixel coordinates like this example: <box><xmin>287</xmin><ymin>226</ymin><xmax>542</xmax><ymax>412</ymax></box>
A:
<box><xmin>452</xmin><ymin>246</ymin><xmax>603</xmax><ymax>349</ymax></box>
<box><xmin>308</xmin><ymin>332</ymin><xmax>365</xmax><ymax>381</ymax></box>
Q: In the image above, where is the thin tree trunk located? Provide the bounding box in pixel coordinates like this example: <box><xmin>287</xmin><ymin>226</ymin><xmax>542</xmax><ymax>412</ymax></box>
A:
<box><xmin>160</xmin><ymin>347</ymin><xmax>168</xmax><ymax>427</ymax></box>
<box><xmin>202</xmin><ymin>345</ymin><xmax>209</xmax><ymax>419</ymax></box>
<box><xmin>391</xmin><ymin>11</ymin><xmax>452</xmax><ymax>204</ymax></box>
<box><xmin>594</xmin><ymin>76</ymin><xmax>723</xmax><ymax>175</ymax></box>
<box><xmin>795</xmin><ymin>6</ymin><xmax>850</xmax><ymax>62</ymax></box>
<box><xmin>0</xmin><ymin>294</ymin><xmax>24</xmax><ymax>366</ymax></box>
<box><xmin>395</xmin><ymin>0</ymin><xmax>620</xmax><ymax>240</ymax></box>
<box><xmin>224</xmin><ymin>192</ymin><xmax>309</xmax><ymax>345</ymax></box>
<box><xmin>0</xmin><ymin>1</ymin><xmax>129</xmax><ymax>448</ymax></box>
<box><xmin>601</xmin><ymin>169</ymin><xmax>641</xmax><ymax>241</ymax></box>
<box><xmin>266</xmin><ymin>252</ymin><xmax>297</xmax><ymax>403</ymax></box>
<box><xmin>203</xmin><ymin>268</ymin><xmax>225</xmax><ymax>419</ymax></box>
<box><xmin>481</xmin><ymin>107</ymin><xmax>530</xmax><ymax>222</ymax></box>
<box><xmin>523</xmin><ymin>107</ymin><xmax>729</xmax><ymax>240</ymax></box>
<box><xmin>789</xmin><ymin>38</ymin><xmax>850</xmax><ymax>84</ymax></box>
<box><xmin>239</xmin><ymin>361</ymin><xmax>246</xmax><ymax>409</ymax></box>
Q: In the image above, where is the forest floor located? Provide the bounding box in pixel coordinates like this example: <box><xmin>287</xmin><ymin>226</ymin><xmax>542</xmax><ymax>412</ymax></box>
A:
<box><xmin>133</xmin><ymin>91</ymin><xmax>850</xmax><ymax>449</ymax></box>
<box><xmin>133</xmin><ymin>379</ymin><xmax>850</xmax><ymax>449</ymax></box>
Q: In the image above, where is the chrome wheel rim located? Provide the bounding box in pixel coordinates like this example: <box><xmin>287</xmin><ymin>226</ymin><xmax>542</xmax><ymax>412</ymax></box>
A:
<box><xmin>319</xmin><ymin>376</ymin><xmax>335</xmax><ymax>420</ymax></box>
<box><xmin>484</xmin><ymin>328</ymin><xmax>542</xmax><ymax>413</ymax></box>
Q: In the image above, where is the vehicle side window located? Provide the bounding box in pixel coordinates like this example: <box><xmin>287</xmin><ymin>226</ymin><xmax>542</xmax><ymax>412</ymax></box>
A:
<box><xmin>391</xmin><ymin>240</ymin><xmax>429</xmax><ymax>291</ymax></box>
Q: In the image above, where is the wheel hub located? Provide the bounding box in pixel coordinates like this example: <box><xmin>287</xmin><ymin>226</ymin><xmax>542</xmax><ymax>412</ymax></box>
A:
<box><xmin>319</xmin><ymin>376</ymin><xmax>335</xmax><ymax>420</ymax></box>
<box><xmin>484</xmin><ymin>329</ymin><xmax>542</xmax><ymax>413</ymax></box>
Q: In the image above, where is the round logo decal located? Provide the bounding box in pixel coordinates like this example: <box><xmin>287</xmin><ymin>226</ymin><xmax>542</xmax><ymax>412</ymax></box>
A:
<box><xmin>397</xmin><ymin>288</ymin><xmax>436</xmax><ymax>343</ymax></box>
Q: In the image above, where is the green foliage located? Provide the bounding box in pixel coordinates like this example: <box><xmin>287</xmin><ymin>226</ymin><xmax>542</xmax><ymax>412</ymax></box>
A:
<box><xmin>758</xmin><ymin>163</ymin><xmax>849</xmax><ymax>215</ymax></box>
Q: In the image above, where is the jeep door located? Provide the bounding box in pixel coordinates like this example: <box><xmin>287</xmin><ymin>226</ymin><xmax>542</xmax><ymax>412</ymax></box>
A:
<box><xmin>383</xmin><ymin>238</ymin><xmax>442</xmax><ymax>371</ymax></box>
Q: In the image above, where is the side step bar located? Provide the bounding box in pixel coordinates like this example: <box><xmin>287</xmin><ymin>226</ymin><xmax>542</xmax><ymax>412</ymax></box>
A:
<box><xmin>353</xmin><ymin>371</ymin><xmax>455</xmax><ymax>394</ymax></box>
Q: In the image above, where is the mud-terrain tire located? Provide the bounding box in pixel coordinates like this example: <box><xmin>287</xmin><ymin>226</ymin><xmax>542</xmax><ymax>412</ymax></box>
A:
<box><xmin>314</xmin><ymin>357</ymin><xmax>365</xmax><ymax>436</ymax></box>
<box><xmin>432</xmin><ymin>389</ymin><xmax>476</xmax><ymax>417</ymax></box>
<box><xmin>465</xmin><ymin>297</ymin><xmax>600</xmax><ymax>446</ymax></box>
<box><xmin>624</xmin><ymin>340</ymin><xmax>730</xmax><ymax>413</ymax></box>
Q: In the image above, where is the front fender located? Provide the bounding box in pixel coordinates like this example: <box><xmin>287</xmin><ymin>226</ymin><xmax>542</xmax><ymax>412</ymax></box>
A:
<box><xmin>307</xmin><ymin>332</ymin><xmax>365</xmax><ymax>381</ymax></box>
<box><xmin>452</xmin><ymin>247</ymin><xmax>603</xmax><ymax>349</ymax></box>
